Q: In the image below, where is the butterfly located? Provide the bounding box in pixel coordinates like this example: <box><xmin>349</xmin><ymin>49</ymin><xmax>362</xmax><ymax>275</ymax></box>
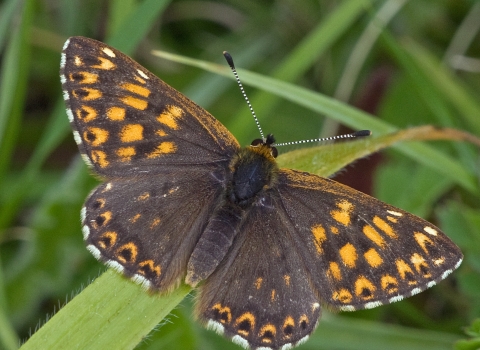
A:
<box><xmin>60</xmin><ymin>36</ymin><xmax>463</xmax><ymax>350</ymax></box>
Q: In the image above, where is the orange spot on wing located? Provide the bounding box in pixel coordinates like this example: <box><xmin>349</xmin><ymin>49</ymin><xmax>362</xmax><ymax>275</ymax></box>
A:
<box><xmin>381</xmin><ymin>275</ymin><xmax>398</xmax><ymax>294</ymax></box>
<box><xmin>107</xmin><ymin>106</ymin><xmax>126</xmax><ymax>120</ymax></box>
<box><xmin>157</xmin><ymin>105</ymin><xmax>183</xmax><ymax>129</ymax></box>
<box><xmin>311</xmin><ymin>224</ymin><xmax>326</xmax><ymax>254</ymax></box>
<box><xmin>234</xmin><ymin>312</ymin><xmax>255</xmax><ymax>337</ymax></box>
<box><xmin>373</xmin><ymin>216</ymin><xmax>397</xmax><ymax>238</ymax></box>
<box><xmin>91</xmin><ymin>57</ymin><xmax>115</xmax><ymax>70</ymax></box>
<box><xmin>396</xmin><ymin>259</ymin><xmax>416</xmax><ymax>285</ymax></box>
<box><xmin>212</xmin><ymin>303</ymin><xmax>232</xmax><ymax>324</ymax></box>
<box><xmin>76</xmin><ymin>105</ymin><xmax>97</xmax><ymax>122</ymax></box>
<box><xmin>121</xmin><ymin>83</ymin><xmax>150</xmax><ymax>97</ymax></box>
<box><xmin>331</xmin><ymin>200</ymin><xmax>354</xmax><ymax>226</ymax></box>
<box><xmin>120</xmin><ymin>124</ymin><xmax>144</xmax><ymax>143</ymax></box>
<box><xmin>116</xmin><ymin>147</ymin><xmax>136</xmax><ymax>162</ymax></box>
<box><xmin>259</xmin><ymin>324</ymin><xmax>276</xmax><ymax>344</ymax></box>
<box><xmin>138</xmin><ymin>260</ymin><xmax>161</xmax><ymax>277</ymax></box>
<box><xmin>327</xmin><ymin>261</ymin><xmax>342</xmax><ymax>281</ymax></box>
<box><xmin>91</xmin><ymin>150</ymin><xmax>109</xmax><ymax>168</ymax></box>
<box><xmin>84</xmin><ymin>127</ymin><xmax>109</xmax><ymax>146</ymax></box>
<box><xmin>255</xmin><ymin>277</ymin><xmax>263</xmax><ymax>289</ymax></box>
<box><xmin>332</xmin><ymin>288</ymin><xmax>352</xmax><ymax>304</ymax></box>
<box><xmin>70</xmin><ymin>71</ymin><xmax>98</xmax><ymax>84</ymax></box>
<box><xmin>364</xmin><ymin>248</ymin><xmax>383</xmax><ymax>268</ymax></box>
<box><xmin>339</xmin><ymin>243</ymin><xmax>357</xmax><ymax>268</ymax></box>
<box><xmin>98</xmin><ymin>231</ymin><xmax>117</xmax><ymax>249</ymax></box>
<box><xmin>355</xmin><ymin>276</ymin><xmax>376</xmax><ymax>300</ymax></box>
<box><xmin>116</xmin><ymin>242</ymin><xmax>138</xmax><ymax>264</ymax></box>
<box><xmin>74</xmin><ymin>56</ymin><xmax>83</xmax><ymax>66</ymax></box>
<box><xmin>129</xmin><ymin>213</ymin><xmax>141</xmax><ymax>223</ymax></box>
<box><xmin>410</xmin><ymin>253</ymin><xmax>431</xmax><ymax>277</ymax></box>
<box><xmin>120</xmin><ymin>96</ymin><xmax>148</xmax><ymax>110</ymax></box>
<box><xmin>150</xmin><ymin>217</ymin><xmax>161</xmax><ymax>229</ymax></box>
<box><xmin>73</xmin><ymin>88</ymin><xmax>102</xmax><ymax>100</ymax></box>
<box><xmin>414</xmin><ymin>232</ymin><xmax>435</xmax><ymax>255</ymax></box>
<box><xmin>147</xmin><ymin>142</ymin><xmax>176</xmax><ymax>158</ymax></box>
<box><xmin>362</xmin><ymin>225</ymin><xmax>386</xmax><ymax>247</ymax></box>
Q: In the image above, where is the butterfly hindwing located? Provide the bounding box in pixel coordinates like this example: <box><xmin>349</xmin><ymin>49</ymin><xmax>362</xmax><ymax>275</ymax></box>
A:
<box><xmin>60</xmin><ymin>36</ymin><xmax>239</xmax><ymax>178</ymax></box>
<box><xmin>197</xmin><ymin>190</ymin><xmax>321</xmax><ymax>349</ymax></box>
<box><xmin>83</xmin><ymin>166</ymin><xmax>225</xmax><ymax>291</ymax></box>
<box><xmin>276</xmin><ymin>169</ymin><xmax>463</xmax><ymax>310</ymax></box>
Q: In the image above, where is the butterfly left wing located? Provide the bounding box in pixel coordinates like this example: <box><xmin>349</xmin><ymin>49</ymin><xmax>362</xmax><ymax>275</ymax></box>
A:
<box><xmin>196</xmin><ymin>191</ymin><xmax>322</xmax><ymax>350</ymax></box>
<box><xmin>60</xmin><ymin>36</ymin><xmax>239</xmax><ymax>178</ymax></box>
<box><xmin>276</xmin><ymin>169</ymin><xmax>463</xmax><ymax>311</ymax></box>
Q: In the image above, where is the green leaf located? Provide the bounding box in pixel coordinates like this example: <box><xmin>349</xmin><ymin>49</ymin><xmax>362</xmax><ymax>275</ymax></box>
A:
<box><xmin>20</xmin><ymin>271</ymin><xmax>191</xmax><ymax>350</ymax></box>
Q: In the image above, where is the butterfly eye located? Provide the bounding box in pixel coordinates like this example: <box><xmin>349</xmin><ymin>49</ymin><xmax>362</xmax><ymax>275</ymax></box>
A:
<box><xmin>250</xmin><ymin>138</ymin><xmax>264</xmax><ymax>147</ymax></box>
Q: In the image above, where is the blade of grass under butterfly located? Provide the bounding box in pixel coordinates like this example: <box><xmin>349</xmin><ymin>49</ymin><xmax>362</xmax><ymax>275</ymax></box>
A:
<box><xmin>151</xmin><ymin>51</ymin><xmax>478</xmax><ymax>193</ymax></box>
<box><xmin>20</xmin><ymin>270</ymin><xmax>191</xmax><ymax>350</ymax></box>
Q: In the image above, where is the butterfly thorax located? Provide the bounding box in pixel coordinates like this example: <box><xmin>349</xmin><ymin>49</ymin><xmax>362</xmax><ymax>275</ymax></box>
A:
<box><xmin>228</xmin><ymin>137</ymin><xmax>278</xmax><ymax>208</ymax></box>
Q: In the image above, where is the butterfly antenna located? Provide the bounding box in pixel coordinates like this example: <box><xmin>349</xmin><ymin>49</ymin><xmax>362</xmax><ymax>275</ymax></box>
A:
<box><xmin>274</xmin><ymin>129</ymin><xmax>372</xmax><ymax>147</ymax></box>
<box><xmin>223</xmin><ymin>51</ymin><xmax>265</xmax><ymax>140</ymax></box>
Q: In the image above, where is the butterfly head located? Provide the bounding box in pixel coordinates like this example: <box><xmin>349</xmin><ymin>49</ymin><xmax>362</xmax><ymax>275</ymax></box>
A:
<box><xmin>249</xmin><ymin>133</ymin><xmax>278</xmax><ymax>160</ymax></box>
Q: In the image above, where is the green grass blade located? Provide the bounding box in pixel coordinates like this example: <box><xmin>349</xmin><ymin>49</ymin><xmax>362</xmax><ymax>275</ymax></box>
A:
<box><xmin>404</xmin><ymin>39</ymin><xmax>480</xmax><ymax>135</ymax></box>
<box><xmin>106</xmin><ymin>0</ymin><xmax>172</xmax><ymax>54</ymax></box>
<box><xmin>0</xmin><ymin>0</ymin><xmax>33</xmax><ymax>181</ymax></box>
<box><xmin>20</xmin><ymin>271</ymin><xmax>191</xmax><ymax>350</ymax></box>
<box><xmin>230</xmin><ymin>0</ymin><xmax>377</xmax><ymax>138</ymax></box>
<box><xmin>306</xmin><ymin>314</ymin><xmax>461</xmax><ymax>350</ymax></box>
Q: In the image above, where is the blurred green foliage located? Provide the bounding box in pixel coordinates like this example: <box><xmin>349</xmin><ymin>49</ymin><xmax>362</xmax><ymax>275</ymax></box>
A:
<box><xmin>0</xmin><ymin>0</ymin><xmax>479</xmax><ymax>349</ymax></box>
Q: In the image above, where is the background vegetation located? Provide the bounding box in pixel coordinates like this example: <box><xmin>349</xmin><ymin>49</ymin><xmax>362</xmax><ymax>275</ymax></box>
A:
<box><xmin>0</xmin><ymin>0</ymin><xmax>479</xmax><ymax>349</ymax></box>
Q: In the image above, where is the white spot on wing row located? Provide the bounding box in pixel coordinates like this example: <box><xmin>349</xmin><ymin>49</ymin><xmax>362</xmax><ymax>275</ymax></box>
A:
<box><xmin>231</xmin><ymin>335</ymin><xmax>249</xmax><ymax>349</ymax></box>
<box><xmin>73</xmin><ymin>131</ymin><xmax>82</xmax><ymax>145</ymax></box>
<box><xmin>364</xmin><ymin>300</ymin><xmax>383</xmax><ymax>309</ymax></box>
<box><xmin>82</xmin><ymin>225</ymin><xmax>90</xmax><ymax>240</ymax></box>
<box><xmin>66</xmin><ymin>108</ymin><xmax>74</xmax><ymax>123</ymax></box>
<box><xmin>132</xmin><ymin>274</ymin><xmax>152</xmax><ymax>290</ymax></box>
<box><xmin>80</xmin><ymin>206</ymin><xmax>86</xmax><ymax>222</ymax></box>
<box><xmin>137</xmin><ymin>69</ymin><xmax>149</xmax><ymax>80</ymax></box>
<box><xmin>386</xmin><ymin>210</ymin><xmax>403</xmax><ymax>217</ymax></box>
<box><xmin>102</xmin><ymin>47</ymin><xmax>116</xmax><ymax>58</ymax></box>
<box><xmin>60</xmin><ymin>52</ymin><xmax>67</xmax><ymax>70</ymax></box>
<box><xmin>62</xmin><ymin>38</ymin><xmax>71</xmax><ymax>51</ymax></box>
<box><xmin>207</xmin><ymin>320</ymin><xmax>224</xmax><ymax>335</ymax></box>
<box><xmin>339</xmin><ymin>305</ymin><xmax>355</xmax><ymax>312</ymax></box>
<box><xmin>87</xmin><ymin>244</ymin><xmax>101</xmax><ymax>259</ymax></box>
<box><xmin>424</xmin><ymin>226</ymin><xmax>438</xmax><ymax>236</ymax></box>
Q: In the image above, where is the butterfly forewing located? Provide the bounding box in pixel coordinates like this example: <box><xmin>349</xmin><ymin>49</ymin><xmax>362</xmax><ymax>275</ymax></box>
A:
<box><xmin>277</xmin><ymin>169</ymin><xmax>463</xmax><ymax>310</ymax></box>
<box><xmin>61</xmin><ymin>37</ymin><xmax>239</xmax><ymax>178</ymax></box>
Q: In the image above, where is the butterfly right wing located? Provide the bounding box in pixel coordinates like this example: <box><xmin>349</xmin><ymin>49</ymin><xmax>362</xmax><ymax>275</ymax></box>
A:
<box><xmin>82</xmin><ymin>166</ymin><xmax>225</xmax><ymax>291</ymax></box>
<box><xmin>276</xmin><ymin>169</ymin><xmax>463</xmax><ymax>311</ymax></box>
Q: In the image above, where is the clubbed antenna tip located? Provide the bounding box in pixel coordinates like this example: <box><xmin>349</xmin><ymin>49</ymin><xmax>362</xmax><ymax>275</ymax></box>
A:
<box><xmin>223</xmin><ymin>51</ymin><xmax>235</xmax><ymax>69</ymax></box>
<box><xmin>353</xmin><ymin>130</ymin><xmax>372</xmax><ymax>137</ymax></box>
